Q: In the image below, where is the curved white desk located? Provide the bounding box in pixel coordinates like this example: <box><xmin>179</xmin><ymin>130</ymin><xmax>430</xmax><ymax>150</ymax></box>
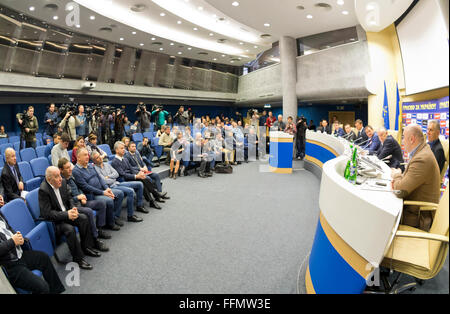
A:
<box><xmin>304</xmin><ymin>131</ymin><xmax>403</xmax><ymax>294</ymax></box>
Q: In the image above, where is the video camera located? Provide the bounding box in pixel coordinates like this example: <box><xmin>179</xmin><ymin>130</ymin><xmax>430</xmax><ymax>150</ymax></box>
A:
<box><xmin>58</xmin><ymin>104</ymin><xmax>77</xmax><ymax>119</ymax></box>
<box><xmin>247</xmin><ymin>109</ymin><xmax>258</xmax><ymax>117</ymax></box>
<box><xmin>152</xmin><ymin>104</ymin><xmax>163</xmax><ymax>112</ymax></box>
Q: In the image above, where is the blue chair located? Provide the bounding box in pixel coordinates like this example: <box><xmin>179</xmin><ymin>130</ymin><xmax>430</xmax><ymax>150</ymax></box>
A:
<box><xmin>8</xmin><ymin>136</ymin><xmax>20</xmax><ymax>144</ymax></box>
<box><xmin>17</xmin><ymin>161</ymin><xmax>42</xmax><ymax>191</ymax></box>
<box><xmin>25</xmin><ymin>188</ymin><xmax>56</xmax><ymax>246</ymax></box>
<box><xmin>0</xmin><ymin>143</ymin><xmax>13</xmax><ymax>156</ymax></box>
<box><xmin>152</xmin><ymin>138</ymin><xmax>163</xmax><ymax>159</ymax></box>
<box><xmin>0</xmin><ymin>158</ymin><xmax>4</xmax><ymax>168</ymax></box>
<box><xmin>0</xmin><ymin>138</ymin><xmax>8</xmax><ymax>145</ymax></box>
<box><xmin>149</xmin><ymin>123</ymin><xmax>154</xmax><ymax>133</ymax></box>
<box><xmin>30</xmin><ymin>157</ymin><xmax>50</xmax><ymax>178</ymax></box>
<box><xmin>47</xmin><ymin>155</ymin><xmax>52</xmax><ymax>166</ymax></box>
<box><xmin>68</xmin><ymin>150</ymin><xmax>73</xmax><ymax>161</ymax></box>
<box><xmin>143</xmin><ymin>132</ymin><xmax>153</xmax><ymax>140</ymax></box>
<box><xmin>35</xmin><ymin>146</ymin><xmax>47</xmax><ymax>158</ymax></box>
<box><xmin>13</xmin><ymin>142</ymin><xmax>20</xmax><ymax>152</ymax></box>
<box><xmin>132</xmin><ymin>133</ymin><xmax>143</xmax><ymax>143</ymax></box>
<box><xmin>20</xmin><ymin>148</ymin><xmax>37</xmax><ymax>163</ymax></box>
<box><xmin>35</xmin><ymin>133</ymin><xmax>42</xmax><ymax>141</ymax></box>
<box><xmin>98</xmin><ymin>144</ymin><xmax>113</xmax><ymax>156</ymax></box>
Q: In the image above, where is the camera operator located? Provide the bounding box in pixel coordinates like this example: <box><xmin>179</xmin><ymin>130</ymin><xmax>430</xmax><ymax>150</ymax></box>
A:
<box><xmin>296</xmin><ymin>116</ymin><xmax>307</xmax><ymax>160</ymax></box>
<box><xmin>44</xmin><ymin>103</ymin><xmax>59</xmax><ymax>138</ymax></box>
<box><xmin>75</xmin><ymin>105</ymin><xmax>88</xmax><ymax>139</ymax></box>
<box><xmin>151</xmin><ymin>105</ymin><xmax>169</xmax><ymax>131</ymax></box>
<box><xmin>135</xmin><ymin>103</ymin><xmax>152</xmax><ymax>133</ymax></box>
<box><xmin>174</xmin><ymin>106</ymin><xmax>189</xmax><ymax>127</ymax></box>
<box><xmin>16</xmin><ymin>106</ymin><xmax>39</xmax><ymax>149</ymax></box>
<box><xmin>59</xmin><ymin>105</ymin><xmax>81</xmax><ymax>150</ymax></box>
<box><xmin>114</xmin><ymin>108</ymin><xmax>127</xmax><ymax>143</ymax></box>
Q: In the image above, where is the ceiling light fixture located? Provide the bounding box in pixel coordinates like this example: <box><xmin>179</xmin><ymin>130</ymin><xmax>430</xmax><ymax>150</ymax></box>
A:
<box><xmin>342</xmin><ymin>10</ymin><xmax>349</xmax><ymax>15</ymax></box>
<box><xmin>209</xmin><ymin>33</ymin><xmax>214</xmax><ymax>36</ymax></box>
<box><xmin>132</xmin><ymin>31</ymin><xmax>137</xmax><ymax>35</ymax></box>
<box><xmin>76</xmin><ymin>24</ymin><xmax>81</xmax><ymax>28</ymax></box>
<box><xmin>29</xmin><ymin>6</ymin><xmax>35</xmax><ymax>11</ymax></box>
<box><xmin>140</xmin><ymin>43</ymin><xmax>144</xmax><ymax>46</ymax></box>
<box><xmin>160</xmin><ymin>12</ymin><xmax>166</xmax><ymax>16</ymax></box>
<box><xmin>177</xmin><ymin>20</ymin><xmax>182</xmax><ymax>24</ymax></box>
<box><xmin>151</xmin><ymin>37</ymin><xmax>156</xmax><ymax>40</ymax></box>
<box><xmin>120</xmin><ymin>37</ymin><xmax>124</xmax><ymax>40</ymax></box>
<box><xmin>187</xmin><ymin>47</ymin><xmax>192</xmax><ymax>50</ymax></box>
<box><xmin>306</xmin><ymin>14</ymin><xmax>313</xmax><ymax>19</ymax></box>
<box><xmin>53</xmin><ymin>16</ymin><xmax>59</xmax><ymax>20</ymax></box>
<box><xmin>198</xmin><ymin>6</ymin><xmax>203</xmax><ymax>10</ymax></box>
<box><xmin>337</xmin><ymin>0</ymin><xmax>345</xmax><ymax>5</ymax></box>
<box><xmin>170</xmin><ymin>42</ymin><xmax>174</xmax><ymax>45</ymax></box>
<box><xmin>90</xmin><ymin>15</ymin><xmax>96</xmax><ymax>20</ymax></box>
<box><xmin>193</xmin><ymin>27</ymin><xmax>198</xmax><ymax>31</ymax></box>
<box><xmin>160</xmin><ymin>48</ymin><xmax>164</xmax><ymax>50</ymax></box>
<box><xmin>232</xmin><ymin>2</ymin><xmax>239</xmax><ymax>7</ymax></box>
<box><xmin>178</xmin><ymin>52</ymin><xmax>182</xmax><ymax>55</ymax></box>
<box><xmin>264</xmin><ymin>23</ymin><xmax>270</xmax><ymax>27</ymax></box>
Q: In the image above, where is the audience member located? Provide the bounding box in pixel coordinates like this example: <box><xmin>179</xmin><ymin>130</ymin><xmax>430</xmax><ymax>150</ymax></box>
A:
<box><xmin>317</xmin><ymin>119</ymin><xmax>331</xmax><ymax>134</ymax></box>
<box><xmin>354</xmin><ymin>119</ymin><xmax>368</xmax><ymax>143</ymax></box>
<box><xmin>72</xmin><ymin>136</ymin><xmax>87</xmax><ymax>165</ymax></box>
<box><xmin>0</xmin><ymin>125</ymin><xmax>7</xmax><ymax>138</ymax></box>
<box><xmin>45</xmin><ymin>133</ymin><xmax>61</xmax><ymax>158</ymax></box>
<box><xmin>86</xmin><ymin>133</ymin><xmax>108</xmax><ymax>161</ymax></box>
<box><xmin>39</xmin><ymin>166</ymin><xmax>100</xmax><ymax>270</ymax></box>
<box><xmin>376</xmin><ymin>128</ymin><xmax>404</xmax><ymax>171</ymax></box>
<box><xmin>1</xmin><ymin>148</ymin><xmax>26</xmax><ymax>202</ymax></box>
<box><xmin>159</xmin><ymin>126</ymin><xmax>174</xmax><ymax>165</ymax></box>
<box><xmin>362</xmin><ymin>125</ymin><xmax>381</xmax><ymax>155</ymax></box>
<box><xmin>343</xmin><ymin>124</ymin><xmax>356</xmax><ymax>142</ymax></box>
<box><xmin>16</xmin><ymin>106</ymin><xmax>38</xmax><ymax>149</ymax></box>
<box><xmin>51</xmin><ymin>133</ymin><xmax>71</xmax><ymax>167</ymax></box>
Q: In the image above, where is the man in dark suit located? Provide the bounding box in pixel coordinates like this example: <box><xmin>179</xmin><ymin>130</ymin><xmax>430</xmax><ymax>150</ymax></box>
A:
<box><xmin>39</xmin><ymin>166</ymin><xmax>101</xmax><ymax>270</ymax></box>
<box><xmin>354</xmin><ymin>119</ymin><xmax>368</xmax><ymax>144</ymax></box>
<box><xmin>317</xmin><ymin>119</ymin><xmax>331</xmax><ymax>134</ymax></box>
<box><xmin>427</xmin><ymin>120</ymin><xmax>446</xmax><ymax>173</ymax></box>
<box><xmin>126</xmin><ymin>141</ymin><xmax>164</xmax><ymax>195</ymax></box>
<box><xmin>332</xmin><ymin>121</ymin><xmax>345</xmax><ymax>137</ymax></box>
<box><xmin>343</xmin><ymin>124</ymin><xmax>356</xmax><ymax>142</ymax></box>
<box><xmin>1</xmin><ymin>148</ymin><xmax>26</xmax><ymax>203</ymax></box>
<box><xmin>111</xmin><ymin>141</ymin><xmax>167</xmax><ymax>210</ymax></box>
<box><xmin>376</xmin><ymin>128</ymin><xmax>404</xmax><ymax>171</ymax></box>
<box><xmin>362</xmin><ymin>125</ymin><xmax>381</xmax><ymax>155</ymax></box>
<box><xmin>1</xmin><ymin>195</ymin><xmax>65</xmax><ymax>293</ymax></box>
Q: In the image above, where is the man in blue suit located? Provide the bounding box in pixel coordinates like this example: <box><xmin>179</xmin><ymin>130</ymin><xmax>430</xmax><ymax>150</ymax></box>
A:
<box><xmin>376</xmin><ymin>128</ymin><xmax>404</xmax><ymax>171</ymax></box>
<box><xmin>362</xmin><ymin>125</ymin><xmax>381</xmax><ymax>155</ymax></box>
<box><xmin>332</xmin><ymin>121</ymin><xmax>345</xmax><ymax>137</ymax></box>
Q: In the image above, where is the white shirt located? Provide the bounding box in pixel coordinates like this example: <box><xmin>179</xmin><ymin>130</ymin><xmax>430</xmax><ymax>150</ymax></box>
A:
<box><xmin>115</xmin><ymin>155</ymin><xmax>123</xmax><ymax>161</ymax></box>
<box><xmin>50</xmin><ymin>183</ymin><xmax>67</xmax><ymax>212</ymax></box>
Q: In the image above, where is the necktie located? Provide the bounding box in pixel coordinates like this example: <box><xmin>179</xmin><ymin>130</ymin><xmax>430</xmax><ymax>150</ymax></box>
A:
<box><xmin>12</xmin><ymin>166</ymin><xmax>19</xmax><ymax>186</ymax></box>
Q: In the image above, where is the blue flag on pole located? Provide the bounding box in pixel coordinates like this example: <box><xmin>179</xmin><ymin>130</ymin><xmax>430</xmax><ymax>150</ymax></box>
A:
<box><xmin>382</xmin><ymin>81</ymin><xmax>390</xmax><ymax>129</ymax></box>
<box><xmin>394</xmin><ymin>83</ymin><xmax>400</xmax><ymax>131</ymax></box>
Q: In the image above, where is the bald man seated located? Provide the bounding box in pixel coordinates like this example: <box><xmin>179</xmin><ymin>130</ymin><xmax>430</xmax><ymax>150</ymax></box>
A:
<box><xmin>376</xmin><ymin>127</ymin><xmax>404</xmax><ymax>171</ymax></box>
<box><xmin>39</xmin><ymin>166</ymin><xmax>102</xmax><ymax>270</ymax></box>
<box><xmin>1</xmin><ymin>148</ymin><xmax>27</xmax><ymax>203</ymax></box>
<box><xmin>391</xmin><ymin>125</ymin><xmax>441</xmax><ymax>231</ymax></box>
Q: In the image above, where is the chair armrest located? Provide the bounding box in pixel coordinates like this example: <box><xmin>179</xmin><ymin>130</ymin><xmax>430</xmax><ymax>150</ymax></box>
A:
<box><xmin>403</xmin><ymin>200</ymin><xmax>439</xmax><ymax>211</ymax></box>
<box><xmin>395</xmin><ymin>230</ymin><xmax>449</xmax><ymax>243</ymax></box>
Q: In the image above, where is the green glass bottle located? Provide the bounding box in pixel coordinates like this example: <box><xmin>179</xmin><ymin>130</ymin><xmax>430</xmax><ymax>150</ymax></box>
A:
<box><xmin>349</xmin><ymin>147</ymin><xmax>358</xmax><ymax>184</ymax></box>
<box><xmin>344</xmin><ymin>160</ymin><xmax>351</xmax><ymax>180</ymax></box>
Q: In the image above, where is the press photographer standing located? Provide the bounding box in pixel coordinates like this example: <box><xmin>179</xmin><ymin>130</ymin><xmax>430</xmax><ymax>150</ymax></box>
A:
<box><xmin>135</xmin><ymin>103</ymin><xmax>152</xmax><ymax>133</ymax></box>
<box><xmin>44</xmin><ymin>103</ymin><xmax>59</xmax><ymax>138</ymax></box>
<box><xmin>59</xmin><ymin>106</ymin><xmax>81</xmax><ymax>150</ymax></box>
<box><xmin>174</xmin><ymin>106</ymin><xmax>189</xmax><ymax>127</ymax></box>
<box><xmin>16</xmin><ymin>106</ymin><xmax>38</xmax><ymax>149</ymax></box>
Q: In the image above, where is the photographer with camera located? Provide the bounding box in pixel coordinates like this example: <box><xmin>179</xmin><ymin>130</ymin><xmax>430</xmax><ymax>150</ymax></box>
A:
<box><xmin>75</xmin><ymin>105</ymin><xmax>88</xmax><ymax>139</ymax></box>
<box><xmin>174</xmin><ymin>106</ymin><xmax>190</xmax><ymax>127</ymax></box>
<box><xmin>16</xmin><ymin>106</ymin><xmax>39</xmax><ymax>149</ymax></box>
<box><xmin>151</xmin><ymin>105</ymin><xmax>169</xmax><ymax>131</ymax></box>
<box><xmin>135</xmin><ymin>103</ymin><xmax>152</xmax><ymax>133</ymax></box>
<box><xmin>44</xmin><ymin>103</ymin><xmax>59</xmax><ymax>138</ymax></box>
<box><xmin>59</xmin><ymin>105</ymin><xmax>81</xmax><ymax>150</ymax></box>
<box><xmin>114</xmin><ymin>107</ymin><xmax>127</xmax><ymax>143</ymax></box>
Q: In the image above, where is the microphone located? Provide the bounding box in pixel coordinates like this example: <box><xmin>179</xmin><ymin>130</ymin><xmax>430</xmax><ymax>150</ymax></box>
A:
<box><xmin>381</xmin><ymin>155</ymin><xmax>392</xmax><ymax>161</ymax></box>
<box><xmin>353</xmin><ymin>136</ymin><xmax>365</xmax><ymax>144</ymax></box>
<box><xmin>342</xmin><ymin>132</ymin><xmax>353</xmax><ymax>140</ymax></box>
<box><xmin>356</xmin><ymin>137</ymin><xmax>371</xmax><ymax>148</ymax></box>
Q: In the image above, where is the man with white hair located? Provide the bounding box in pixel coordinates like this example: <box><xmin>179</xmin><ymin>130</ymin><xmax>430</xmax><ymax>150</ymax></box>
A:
<box><xmin>376</xmin><ymin>127</ymin><xmax>404</xmax><ymax>171</ymax></box>
<box><xmin>391</xmin><ymin>125</ymin><xmax>440</xmax><ymax>231</ymax></box>
<box><xmin>1</xmin><ymin>148</ymin><xmax>26</xmax><ymax>202</ymax></box>
<box><xmin>272</xmin><ymin>115</ymin><xmax>286</xmax><ymax>131</ymax></box>
<box><xmin>39</xmin><ymin>166</ymin><xmax>100</xmax><ymax>270</ymax></box>
<box><xmin>427</xmin><ymin>120</ymin><xmax>445</xmax><ymax>173</ymax></box>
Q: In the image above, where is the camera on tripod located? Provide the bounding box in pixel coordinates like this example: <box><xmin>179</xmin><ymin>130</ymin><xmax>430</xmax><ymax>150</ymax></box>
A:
<box><xmin>58</xmin><ymin>104</ymin><xmax>77</xmax><ymax>119</ymax></box>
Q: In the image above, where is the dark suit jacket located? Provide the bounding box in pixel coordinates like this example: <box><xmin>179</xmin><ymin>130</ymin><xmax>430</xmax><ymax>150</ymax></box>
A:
<box><xmin>111</xmin><ymin>157</ymin><xmax>139</xmax><ymax>182</ymax></box>
<box><xmin>38</xmin><ymin>179</ymin><xmax>74</xmax><ymax>223</ymax></box>
<box><xmin>125</xmin><ymin>151</ymin><xmax>146</xmax><ymax>173</ymax></box>
<box><xmin>0</xmin><ymin>213</ymin><xmax>20</xmax><ymax>265</ymax></box>
<box><xmin>429</xmin><ymin>139</ymin><xmax>446</xmax><ymax>173</ymax></box>
<box><xmin>317</xmin><ymin>125</ymin><xmax>331</xmax><ymax>134</ymax></box>
<box><xmin>355</xmin><ymin>128</ymin><xmax>368</xmax><ymax>144</ymax></box>
<box><xmin>376</xmin><ymin>135</ymin><xmax>404</xmax><ymax>170</ymax></box>
<box><xmin>1</xmin><ymin>164</ymin><xmax>23</xmax><ymax>202</ymax></box>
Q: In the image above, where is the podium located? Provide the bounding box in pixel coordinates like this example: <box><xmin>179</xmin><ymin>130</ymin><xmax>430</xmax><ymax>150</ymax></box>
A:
<box><xmin>269</xmin><ymin>131</ymin><xmax>294</xmax><ymax>174</ymax></box>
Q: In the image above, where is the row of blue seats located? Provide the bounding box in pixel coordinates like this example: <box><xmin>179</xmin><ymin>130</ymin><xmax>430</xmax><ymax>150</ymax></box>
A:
<box><xmin>0</xmin><ymin>145</ymin><xmax>49</xmax><ymax>166</ymax></box>
<box><xmin>0</xmin><ymin>133</ymin><xmax>48</xmax><ymax>145</ymax></box>
<box><xmin>0</xmin><ymin>158</ymin><xmax>49</xmax><ymax>191</ymax></box>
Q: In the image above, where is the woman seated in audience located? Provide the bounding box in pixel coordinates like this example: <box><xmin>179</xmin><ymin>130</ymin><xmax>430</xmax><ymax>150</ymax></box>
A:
<box><xmin>121</xmin><ymin>137</ymin><xmax>130</xmax><ymax>150</ymax></box>
<box><xmin>72</xmin><ymin>136</ymin><xmax>88</xmax><ymax>164</ymax></box>
<box><xmin>169</xmin><ymin>132</ymin><xmax>188</xmax><ymax>180</ymax></box>
<box><xmin>0</xmin><ymin>125</ymin><xmax>8</xmax><ymax>138</ymax></box>
<box><xmin>86</xmin><ymin>133</ymin><xmax>108</xmax><ymax>160</ymax></box>
<box><xmin>156</xmin><ymin>125</ymin><xmax>165</xmax><ymax>138</ymax></box>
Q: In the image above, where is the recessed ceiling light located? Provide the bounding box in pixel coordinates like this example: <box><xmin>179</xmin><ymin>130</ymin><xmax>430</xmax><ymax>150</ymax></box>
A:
<box><xmin>209</xmin><ymin>33</ymin><xmax>214</xmax><ymax>36</ymax></box>
<box><xmin>222</xmin><ymin>54</ymin><xmax>226</xmax><ymax>57</ymax></box>
<box><xmin>232</xmin><ymin>2</ymin><xmax>239</xmax><ymax>7</ymax></box>
<box><xmin>239</xmin><ymin>42</ymin><xmax>244</xmax><ymax>45</ymax></box>
<box><xmin>178</xmin><ymin>52</ymin><xmax>182</xmax><ymax>55</ymax></box>
<box><xmin>140</xmin><ymin>43</ymin><xmax>144</xmax><ymax>46</ymax></box>
<box><xmin>29</xmin><ymin>6</ymin><xmax>35</xmax><ymax>11</ymax></box>
<box><xmin>67</xmin><ymin>5</ymin><xmax>74</xmax><ymax>11</ymax></box>
<box><xmin>187</xmin><ymin>47</ymin><xmax>192</xmax><ymax>50</ymax></box>
<box><xmin>120</xmin><ymin>37</ymin><xmax>124</xmax><ymax>41</ymax></box>
<box><xmin>198</xmin><ymin>6</ymin><xmax>203</xmax><ymax>10</ymax></box>
<box><xmin>254</xmin><ymin>46</ymin><xmax>258</xmax><ymax>48</ymax></box>
<box><xmin>132</xmin><ymin>31</ymin><xmax>137</xmax><ymax>35</ymax></box>
<box><xmin>213</xmin><ymin>58</ymin><xmax>217</xmax><ymax>61</ymax></box>
<box><xmin>160</xmin><ymin>48</ymin><xmax>164</xmax><ymax>51</ymax></box>
<box><xmin>264</xmin><ymin>23</ymin><xmax>270</xmax><ymax>27</ymax></box>
<box><xmin>193</xmin><ymin>27</ymin><xmax>198</xmax><ymax>31</ymax></box>
<box><xmin>160</xmin><ymin>12</ymin><xmax>166</xmax><ymax>16</ymax></box>
<box><xmin>342</xmin><ymin>10</ymin><xmax>349</xmax><ymax>15</ymax></box>
<box><xmin>177</xmin><ymin>20</ymin><xmax>182</xmax><ymax>24</ymax></box>
<box><xmin>90</xmin><ymin>15</ymin><xmax>95</xmax><ymax>20</ymax></box>
<box><xmin>75</xmin><ymin>24</ymin><xmax>81</xmax><ymax>28</ymax></box>
<box><xmin>337</xmin><ymin>0</ymin><xmax>345</xmax><ymax>5</ymax></box>
<box><xmin>306</xmin><ymin>14</ymin><xmax>313</xmax><ymax>19</ymax></box>
<box><xmin>53</xmin><ymin>16</ymin><xmax>59</xmax><ymax>20</ymax></box>
<box><xmin>230</xmin><ymin>61</ymin><xmax>234</xmax><ymax>63</ymax></box>
<box><xmin>170</xmin><ymin>43</ymin><xmax>174</xmax><ymax>45</ymax></box>
<box><xmin>151</xmin><ymin>37</ymin><xmax>156</xmax><ymax>40</ymax></box>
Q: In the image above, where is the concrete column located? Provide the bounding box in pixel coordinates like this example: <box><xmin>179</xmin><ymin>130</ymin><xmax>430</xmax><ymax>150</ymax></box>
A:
<box><xmin>279</xmin><ymin>36</ymin><xmax>298</xmax><ymax>121</ymax></box>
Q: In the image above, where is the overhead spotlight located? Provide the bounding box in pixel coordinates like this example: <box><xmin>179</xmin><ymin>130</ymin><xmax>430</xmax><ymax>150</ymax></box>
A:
<box><xmin>177</xmin><ymin>20</ymin><xmax>182</xmax><ymax>24</ymax></box>
<box><xmin>170</xmin><ymin>43</ymin><xmax>174</xmax><ymax>45</ymax></box>
<box><xmin>198</xmin><ymin>6</ymin><xmax>203</xmax><ymax>10</ymax></box>
<box><xmin>140</xmin><ymin>43</ymin><xmax>144</xmax><ymax>46</ymax></box>
<box><xmin>132</xmin><ymin>31</ymin><xmax>137</xmax><ymax>35</ymax></box>
<box><xmin>239</xmin><ymin>42</ymin><xmax>244</xmax><ymax>45</ymax></box>
<box><xmin>213</xmin><ymin>58</ymin><xmax>217</xmax><ymax>61</ymax></box>
<box><xmin>193</xmin><ymin>27</ymin><xmax>198</xmax><ymax>31</ymax></box>
<box><xmin>160</xmin><ymin>12</ymin><xmax>166</xmax><ymax>16</ymax></box>
<box><xmin>120</xmin><ymin>37</ymin><xmax>124</xmax><ymax>41</ymax></box>
<box><xmin>254</xmin><ymin>45</ymin><xmax>258</xmax><ymax>48</ymax></box>
<box><xmin>187</xmin><ymin>47</ymin><xmax>192</xmax><ymax>50</ymax></box>
<box><xmin>264</xmin><ymin>23</ymin><xmax>270</xmax><ymax>27</ymax></box>
<box><xmin>232</xmin><ymin>2</ymin><xmax>239</xmax><ymax>7</ymax></box>
<box><xmin>342</xmin><ymin>10</ymin><xmax>349</xmax><ymax>15</ymax></box>
<box><xmin>53</xmin><ymin>16</ymin><xmax>59</xmax><ymax>20</ymax></box>
<box><xmin>90</xmin><ymin>15</ymin><xmax>96</xmax><ymax>20</ymax></box>
<box><xmin>306</xmin><ymin>14</ymin><xmax>313</xmax><ymax>19</ymax></box>
<box><xmin>209</xmin><ymin>33</ymin><xmax>214</xmax><ymax>36</ymax></box>
<box><xmin>75</xmin><ymin>24</ymin><xmax>81</xmax><ymax>28</ymax></box>
<box><xmin>337</xmin><ymin>0</ymin><xmax>345</xmax><ymax>5</ymax></box>
<box><xmin>29</xmin><ymin>6</ymin><xmax>35</xmax><ymax>11</ymax></box>
<box><xmin>178</xmin><ymin>52</ymin><xmax>182</xmax><ymax>55</ymax></box>
<box><xmin>160</xmin><ymin>48</ymin><xmax>164</xmax><ymax>51</ymax></box>
<box><xmin>151</xmin><ymin>37</ymin><xmax>156</xmax><ymax>40</ymax></box>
